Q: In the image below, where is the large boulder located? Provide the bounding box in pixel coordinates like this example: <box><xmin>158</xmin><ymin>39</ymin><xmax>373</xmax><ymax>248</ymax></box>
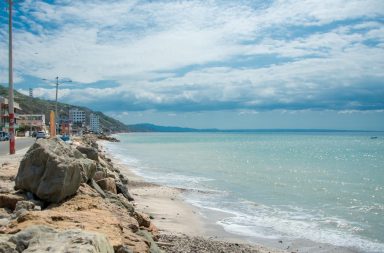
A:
<box><xmin>15</xmin><ymin>138</ymin><xmax>97</xmax><ymax>203</ymax></box>
<box><xmin>10</xmin><ymin>225</ymin><xmax>114</xmax><ymax>253</ymax></box>
<box><xmin>76</xmin><ymin>145</ymin><xmax>99</xmax><ymax>161</ymax></box>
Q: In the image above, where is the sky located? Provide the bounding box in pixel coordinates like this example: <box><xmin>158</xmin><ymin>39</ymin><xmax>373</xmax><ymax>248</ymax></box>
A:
<box><xmin>0</xmin><ymin>0</ymin><xmax>383</xmax><ymax>130</ymax></box>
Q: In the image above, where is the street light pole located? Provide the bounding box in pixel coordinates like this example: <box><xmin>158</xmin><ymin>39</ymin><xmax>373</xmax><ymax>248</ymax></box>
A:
<box><xmin>8</xmin><ymin>0</ymin><xmax>15</xmax><ymax>155</ymax></box>
<box><xmin>43</xmin><ymin>77</ymin><xmax>71</xmax><ymax>135</ymax></box>
<box><xmin>55</xmin><ymin>76</ymin><xmax>59</xmax><ymax>132</ymax></box>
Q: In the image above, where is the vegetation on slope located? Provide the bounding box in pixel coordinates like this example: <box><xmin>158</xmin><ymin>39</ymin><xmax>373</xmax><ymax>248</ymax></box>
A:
<box><xmin>0</xmin><ymin>85</ymin><xmax>129</xmax><ymax>132</ymax></box>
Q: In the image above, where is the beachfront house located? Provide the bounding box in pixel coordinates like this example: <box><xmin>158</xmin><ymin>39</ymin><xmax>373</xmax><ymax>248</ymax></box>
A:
<box><xmin>18</xmin><ymin>114</ymin><xmax>47</xmax><ymax>134</ymax></box>
<box><xmin>0</xmin><ymin>96</ymin><xmax>21</xmax><ymax>132</ymax></box>
<box><xmin>90</xmin><ymin>113</ymin><xmax>100</xmax><ymax>134</ymax></box>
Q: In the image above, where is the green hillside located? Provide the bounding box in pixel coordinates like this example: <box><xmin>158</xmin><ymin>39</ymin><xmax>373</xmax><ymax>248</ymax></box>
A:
<box><xmin>0</xmin><ymin>85</ymin><xmax>129</xmax><ymax>132</ymax></box>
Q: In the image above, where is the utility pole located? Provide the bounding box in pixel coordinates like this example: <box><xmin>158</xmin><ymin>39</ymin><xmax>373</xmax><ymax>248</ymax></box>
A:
<box><xmin>43</xmin><ymin>77</ymin><xmax>71</xmax><ymax>135</ymax></box>
<box><xmin>8</xmin><ymin>0</ymin><xmax>15</xmax><ymax>154</ymax></box>
<box><xmin>55</xmin><ymin>76</ymin><xmax>59</xmax><ymax>133</ymax></box>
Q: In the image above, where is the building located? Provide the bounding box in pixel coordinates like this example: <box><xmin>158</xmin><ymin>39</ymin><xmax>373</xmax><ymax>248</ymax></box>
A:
<box><xmin>18</xmin><ymin>114</ymin><xmax>46</xmax><ymax>131</ymax></box>
<box><xmin>69</xmin><ymin>108</ymin><xmax>86</xmax><ymax>125</ymax></box>
<box><xmin>89</xmin><ymin>113</ymin><xmax>100</xmax><ymax>133</ymax></box>
<box><xmin>0</xmin><ymin>96</ymin><xmax>21</xmax><ymax>132</ymax></box>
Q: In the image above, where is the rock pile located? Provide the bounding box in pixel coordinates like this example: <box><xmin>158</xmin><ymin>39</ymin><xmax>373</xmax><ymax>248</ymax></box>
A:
<box><xmin>0</xmin><ymin>135</ymin><xmax>162</xmax><ymax>253</ymax></box>
<box><xmin>97</xmin><ymin>134</ymin><xmax>120</xmax><ymax>142</ymax></box>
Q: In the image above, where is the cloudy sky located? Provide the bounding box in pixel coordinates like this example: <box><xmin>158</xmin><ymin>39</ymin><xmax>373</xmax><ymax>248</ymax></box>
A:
<box><xmin>0</xmin><ymin>0</ymin><xmax>383</xmax><ymax>130</ymax></box>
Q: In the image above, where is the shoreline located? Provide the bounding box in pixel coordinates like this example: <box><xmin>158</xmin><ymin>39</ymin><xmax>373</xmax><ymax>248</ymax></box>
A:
<box><xmin>100</xmin><ymin>138</ymin><xmax>362</xmax><ymax>253</ymax></box>
<box><xmin>99</xmin><ymin>140</ymin><xmax>285</xmax><ymax>253</ymax></box>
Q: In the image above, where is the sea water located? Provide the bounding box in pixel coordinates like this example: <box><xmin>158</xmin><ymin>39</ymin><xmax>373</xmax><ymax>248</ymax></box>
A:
<box><xmin>103</xmin><ymin>132</ymin><xmax>384</xmax><ymax>253</ymax></box>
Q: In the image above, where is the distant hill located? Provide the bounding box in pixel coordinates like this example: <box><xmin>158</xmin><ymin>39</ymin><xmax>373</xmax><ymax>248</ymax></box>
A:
<box><xmin>0</xmin><ymin>85</ymin><xmax>130</xmax><ymax>132</ymax></box>
<box><xmin>124</xmin><ymin>124</ymin><xmax>374</xmax><ymax>133</ymax></box>
<box><xmin>125</xmin><ymin>123</ymin><xmax>218</xmax><ymax>132</ymax></box>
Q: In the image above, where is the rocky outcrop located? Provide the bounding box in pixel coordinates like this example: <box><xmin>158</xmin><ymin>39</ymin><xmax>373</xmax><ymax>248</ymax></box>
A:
<box><xmin>15</xmin><ymin>138</ymin><xmax>96</xmax><ymax>203</ymax></box>
<box><xmin>9</xmin><ymin>225</ymin><xmax>114</xmax><ymax>253</ymax></box>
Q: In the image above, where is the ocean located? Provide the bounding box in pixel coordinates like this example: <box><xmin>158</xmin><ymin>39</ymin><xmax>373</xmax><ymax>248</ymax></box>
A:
<box><xmin>103</xmin><ymin>132</ymin><xmax>384</xmax><ymax>253</ymax></box>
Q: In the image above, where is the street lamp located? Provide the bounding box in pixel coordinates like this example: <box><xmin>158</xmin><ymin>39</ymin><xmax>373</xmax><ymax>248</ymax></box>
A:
<box><xmin>7</xmin><ymin>0</ymin><xmax>15</xmax><ymax>154</ymax></box>
<box><xmin>42</xmin><ymin>77</ymin><xmax>72</xmax><ymax>134</ymax></box>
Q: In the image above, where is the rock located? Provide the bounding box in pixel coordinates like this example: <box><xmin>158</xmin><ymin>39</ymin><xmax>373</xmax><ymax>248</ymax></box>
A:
<box><xmin>0</xmin><ymin>208</ymin><xmax>10</xmax><ymax>219</ymax></box>
<box><xmin>96</xmin><ymin>178</ymin><xmax>117</xmax><ymax>194</ymax></box>
<box><xmin>134</xmin><ymin>212</ymin><xmax>151</xmax><ymax>228</ymax></box>
<box><xmin>14</xmin><ymin>209</ymin><xmax>31</xmax><ymax>223</ymax></box>
<box><xmin>136</xmin><ymin>230</ymin><xmax>163</xmax><ymax>253</ymax></box>
<box><xmin>91</xmin><ymin>142</ymin><xmax>99</xmax><ymax>149</ymax></box>
<box><xmin>0</xmin><ymin>218</ymin><xmax>10</xmax><ymax>226</ymax></box>
<box><xmin>97</xmin><ymin>135</ymin><xmax>120</xmax><ymax>142</ymax></box>
<box><xmin>15</xmin><ymin>138</ymin><xmax>97</xmax><ymax>203</ymax></box>
<box><xmin>115</xmin><ymin>245</ymin><xmax>134</xmax><ymax>253</ymax></box>
<box><xmin>0</xmin><ymin>234</ymin><xmax>17</xmax><ymax>253</ymax></box>
<box><xmin>119</xmin><ymin>174</ymin><xmax>129</xmax><ymax>184</ymax></box>
<box><xmin>10</xmin><ymin>225</ymin><xmax>114</xmax><ymax>253</ymax></box>
<box><xmin>106</xmin><ymin>193</ymin><xmax>135</xmax><ymax>214</ymax></box>
<box><xmin>98</xmin><ymin>158</ymin><xmax>113</xmax><ymax>172</ymax></box>
<box><xmin>0</xmin><ymin>194</ymin><xmax>25</xmax><ymax>210</ymax></box>
<box><xmin>116</xmin><ymin>181</ymin><xmax>134</xmax><ymax>201</ymax></box>
<box><xmin>77</xmin><ymin>159</ymin><xmax>98</xmax><ymax>183</ymax></box>
<box><xmin>94</xmin><ymin>171</ymin><xmax>106</xmax><ymax>182</ymax></box>
<box><xmin>76</xmin><ymin>145</ymin><xmax>99</xmax><ymax>161</ymax></box>
<box><xmin>14</xmin><ymin>201</ymin><xmax>35</xmax><ymax>212</ymax></box>
<box><xmin>107</xmin><ymin>172</ymin><xmax>117</xmax><ymax>179</ymax></box>
<box><xmin>148</xmin><ymin>223</ymin><xmax>159</xmax><ymax>237</ymax></box>
<box><xmin>90</xmin><ymin>179</ymin><xmax>106</xmax><ymax>198</ymax></box>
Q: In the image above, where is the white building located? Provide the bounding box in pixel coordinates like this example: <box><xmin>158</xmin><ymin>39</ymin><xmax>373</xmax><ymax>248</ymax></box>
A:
<box><xmin>69</xmin><ymin>108</ymin><xmax>86</xmax><ymax>124</ymax></box>
<box><xmin>90</xmin><ymin>113</ymin><xmax>100</xmax><ymax>133</ymax></box>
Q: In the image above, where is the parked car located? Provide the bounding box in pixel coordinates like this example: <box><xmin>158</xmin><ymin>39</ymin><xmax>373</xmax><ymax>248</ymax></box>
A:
<box><xmin>0</xmin><ymin>131</ymin><xmax>9</xmax><ymax>141</ymax></box>
<box><xmin>36</xmin><ymin>131</ymin><xmax>47</xmax><ymax>139</ymax></box>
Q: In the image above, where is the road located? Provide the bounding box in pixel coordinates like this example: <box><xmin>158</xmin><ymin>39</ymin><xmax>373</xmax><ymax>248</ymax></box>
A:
<box><xmin>0</xmin><ymin>137</ymin><xmax>35</xmax><ymax>156</ymax></box>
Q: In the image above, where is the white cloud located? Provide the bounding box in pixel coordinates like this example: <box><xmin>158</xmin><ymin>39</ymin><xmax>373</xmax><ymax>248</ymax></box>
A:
<box><xmin>1</xmin><ymin>0</ymin><xmax>383</xmax><ymax>112</ymax></box>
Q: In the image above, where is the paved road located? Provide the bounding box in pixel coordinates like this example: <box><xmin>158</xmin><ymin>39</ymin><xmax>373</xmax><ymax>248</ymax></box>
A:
<box><xmin>0</xmin><ymin>137</ymin><xmax>35</xmax><ymax>155</ymax></box>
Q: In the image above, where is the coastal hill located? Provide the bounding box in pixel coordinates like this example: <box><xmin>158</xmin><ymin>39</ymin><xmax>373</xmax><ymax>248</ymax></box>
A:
<box><xmin>0</xmin><ymin>85</ymin><xmax>129</xmax><ymax>132</ymax></box>
<box><xmin>126</xmin><ymin>123</ymin><xmax>217</xmax><ymax>132</ymax></box>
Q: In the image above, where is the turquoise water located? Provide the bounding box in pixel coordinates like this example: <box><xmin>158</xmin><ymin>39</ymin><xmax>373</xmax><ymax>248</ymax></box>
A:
<box><xmin>104</xmin><ymin>132</ymin><xmax>384</xmax><ymax>252</ymax></box>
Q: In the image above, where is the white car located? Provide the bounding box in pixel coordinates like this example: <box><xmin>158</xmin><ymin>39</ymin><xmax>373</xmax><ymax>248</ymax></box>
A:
<box><xmin>36</xmin><ymin>131</ymin><xmax>47</xmax><ymax>139</ymax></box>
